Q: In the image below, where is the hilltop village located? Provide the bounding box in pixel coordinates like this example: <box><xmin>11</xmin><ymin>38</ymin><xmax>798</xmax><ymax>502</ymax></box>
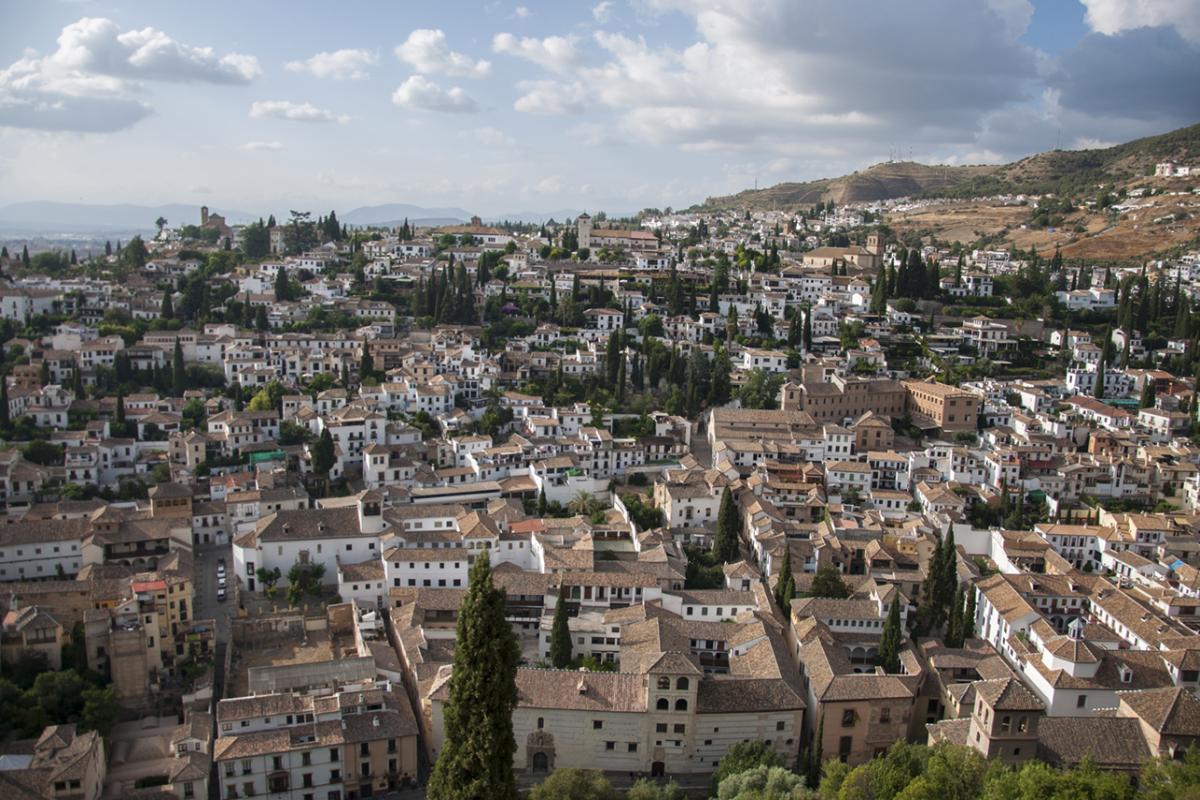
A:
<box><xmin>1</xmin><ymin>168</ymin><xmax>1200</xmax><ymax>799</ymax></box>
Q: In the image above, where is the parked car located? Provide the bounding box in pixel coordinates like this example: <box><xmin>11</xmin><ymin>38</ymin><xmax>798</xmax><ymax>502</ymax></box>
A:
<box><xmin>217</xmin><ymin>587</ymin><xmax>226</xmax><ymax>602</ymax></box>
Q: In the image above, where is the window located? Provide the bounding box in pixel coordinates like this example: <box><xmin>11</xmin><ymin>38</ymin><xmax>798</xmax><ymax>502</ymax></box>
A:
<box><xmin>273</xmin><ymin>756</ymin><xmax>283</xmax><ymax>771</ymax></box>
<box><xmin>537</xmin><ymin>717</ymin><xmax>545</xmax><ymax>730</ymax></box>
<box><xmin>656</xmin><ymin>698</ymin><xmax>669</xmax><ymax>710</ymax></box>
<box><xmin>673</xmin><ymin>724</ymin><xmax>685</xmax><ymax>734</ymax></box>
<box><xmin>628</xmin><ymin>742</ymin><xmax>638</xmax><ymax>753</ymax></box>
<box><xmin>676</xmin><ymin>677</ymin><xmax>689</xmax><ymax>691</ymax></box>
<box><xmin>302</xmin><ymin>752</ymin><xmax>311</xmax><ymax>766</ymax></box>
<box><xmin>593</xmin><ymin>720</ymin><xmax>603</xmax><ymax>730</ymax></box>
<box><xmin>674</xmin><ymin>699</ymin><xmax>688</xmax><ymax>711</ymax></box>
<box><xmin>225</xmin><ymin>763</ymin><xmax>235</xmax><ymax>777</ymax></box>
<box><xmin>605</xmin><ymin>741</ymin><xmax>615</xmax><ymax>751</ymax></box>
<box><xmin>242</xmin><ymin>760</ymin><xmax>252</xmax><ymax>775</ymax></box>
<box><xmin>657</xmin><ymin>676</ymin><xmax>670</xmax><ymax>690</ymax></box>
<box><xmin>656</xmin><ymin>723</ymin><xmax>667</xmax><ymax>733</ymax></box>
<box><xmin>1076</xmin><ymin>695</ymin><xmax>1087</xmax><ymax>709</ymax></box>
<box><xmin>360</xmin><ymin>743</ymin><xmax>370</xmax><ymax>757</ymax></box>
<box><xmin>841</xmin><ymin>709</ymin><xmax>856</xmax><ymax>727</ymax></box>
<box><xmin>838</xmin><ymin>736</ymin><xmax>853</xmax><ymax>762</ymax></box>
<box><xmin>776</xmin><ymin>721</ymin><xmax>786</xmax><ymax>731</ymax></box>
<box><xmin>879</xmin><ymin>708</ymin><xmax>891</xmax><ymax>724</ymax></box>
<box><xmin>387</xmin><ymin>739</ymin><xmax>396</xmax><ymax>753</ymax></box>
<box><xmin>330</xmin><ymin>748</ymin><xmax>339</xmax><ymax>762</ymax></box>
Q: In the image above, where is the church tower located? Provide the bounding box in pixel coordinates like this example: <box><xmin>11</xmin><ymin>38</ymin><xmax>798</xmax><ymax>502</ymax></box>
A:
<box><xmin>576</xmin><ymin>213</ymin><xmax>593</xmax><ymax>250</ymax></box>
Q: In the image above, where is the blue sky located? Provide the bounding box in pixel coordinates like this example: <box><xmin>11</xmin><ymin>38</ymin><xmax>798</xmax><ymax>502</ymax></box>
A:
<box><xmin>0</xmin><ymin>0</ymin><xmax>1197</xmax><ymax>217</ymax></box>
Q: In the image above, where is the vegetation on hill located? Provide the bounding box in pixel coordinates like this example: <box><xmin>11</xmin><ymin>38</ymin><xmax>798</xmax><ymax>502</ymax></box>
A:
<box><xmin>700</xmin><ymin>122</ymin><xmax>1200</xmax><ymax>211</ymax></box>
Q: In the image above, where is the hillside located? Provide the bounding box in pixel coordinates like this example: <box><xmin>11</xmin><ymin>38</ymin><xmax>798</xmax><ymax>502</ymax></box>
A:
<box><xmin>699</xmin><ymin>122</ymin><xmax>1200</xmax><ymax>211</ymax></box>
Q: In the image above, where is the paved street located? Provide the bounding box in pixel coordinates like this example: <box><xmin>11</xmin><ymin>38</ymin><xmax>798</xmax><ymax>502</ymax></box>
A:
<box><xmin>193</xmin><ymin>540</ymin><xmax>233</xmax><ymax>640</ymax></box>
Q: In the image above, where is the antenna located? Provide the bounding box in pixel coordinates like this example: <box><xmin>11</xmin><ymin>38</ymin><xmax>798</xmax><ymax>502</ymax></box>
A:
<box><xmin>1056</xmin><ymin>127</ymin><xmax>1061</xmax><ymax>151</ymax></box>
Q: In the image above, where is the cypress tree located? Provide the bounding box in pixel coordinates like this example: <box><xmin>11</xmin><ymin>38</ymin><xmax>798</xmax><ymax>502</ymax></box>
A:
<box><xmin>877</xmin><ymin>597</ymin><xmax>902</xmax><ymax>673</ymax></box>
<box><xmin>549</xmin><ymin>583</ymin><xmax>573</xmax><ymax>668</ymax></box>
<box><xmin>275</xmin><ymin>266</ymin><xmax>289</xmax><ymax>301</ymax></box>
<box><xmin>1140</xmin><ymin>380</ymin><xmax>1156</xmax><ymax>408</ymax></box>
<box><xmin>962</xmin><ymin>586</ymin><xmax>976</xmax><ymax>642</ymax></box>
<box><xmin>537</xmin><ymin>488</ymin><xmax>548</xmax><ymax>517</ymax></box>
<box><xmin>0</xmin><ymin>375</ymin><xmax>9</xmax><ymax>427</ymax></box>
<box><xmin>775</xmin><ymin>546</ymin><xmax>795</xmax><ymax>611</ymax></box>
<box><xmin>172</xmin><ymin>340</ymin><xmax>186</xmax><ymax>396</ymax></box>
<box><xmin>115</xmin><ymin>389</ymin><xmax>126</xmax><ymax>428</ymax></box>
<box><xmin>946</xmin><ymin>585</ymin><xmax>965</xmax><ymax>648</ymax></box>
<box><xmin>1094</xmin><ymin>359</ymin><xmax>1106</xmax><ymax>400</ymax></box>
<box><xmin>360</xmin><ymin>349</ymin><xmax>374</xmax><ymax>383</ymax></box>
<box><xmin>802</xmin><ymin>309</ymin><xmax>812</xmax><ymax>351</ymax></box>
<box><xmin>161</xmin><ymin>291</ymin><xmax>174</xmax><ymax>319</ymax></box>
<box><xmin>427</xmin><ymin>556</ymin><xmax>519</xmax><ymax>800</ymax></box>
<box><xmin>312</xmin><ymin>429</ymin><xmax>336</xmax><ymax>486</ymax></box>
<box><xmin>21</xmin><ymin>245</ymin><xmax>30</xmax><ymax>267</ymax></box>
<box><xmin>255</xmin><ymin>305</ymin><xmax>269</xmax><ymax>332</ymax></box>
<box><xmin>713</xmin><ymin>487</ymin><xmax>741</xmax><ymax>563</ymax></box>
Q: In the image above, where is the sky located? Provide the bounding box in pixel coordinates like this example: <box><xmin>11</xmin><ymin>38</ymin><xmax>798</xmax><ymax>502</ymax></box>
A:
<box><xmin>0</xmin><ymin>0</ymin><xmax>1197</xmax><ymax>218</ymax></box>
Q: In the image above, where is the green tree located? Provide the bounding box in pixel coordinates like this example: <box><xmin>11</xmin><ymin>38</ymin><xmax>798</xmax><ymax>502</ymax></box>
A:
<box><xmin>80</xmin><ymin>685</ymin><xmax>118</xmax><ymax>736</ymax></box>
<box><xmin>161</xmin><ymin>290</ymin><xmax>174</xmax><ymax>319</ymax></box>
<box><xmin>172</xmin><ymin>339</ymin><xmax>186</xmax><ymax>396</ymax></box>
<box><xmin>713</xmin><ymin>740</ymin><xmax>783</xmax><ymax>792</ymax></box>
<box><xmin>810</xmin><ymin>565</ymin><xmax>850</xmax><ymax>599</ymax></box>
<box><xmin>713</xmin><ymin>486</ymin><xmax>741</xmax><ymax>563</ymax></box>
<box><xmin>427</xmin><ymin>556</ymin><xmax>520</xmax><ymax>800</ymax></box>
<box><xmin>626</xmin><ymin>779</ymin><xmax>685</xmax><ymax>800</ymax></box>
<box><xmin>528</xmin><ymin>769</ymin><xmax>617</xmax><ymax>800</ymax></box>
<box><xmin>945</xmin><ymin>585</ymin><xmax>965</xmax><ymax>648</ymax></box>
<box><xmin>877</xmin><ymin>596</ymin><xmax>902</xmax><ymax>673</ymax></box>
<box><xmin>275</xmin><ymin>265</ymin><xmax>291</xmax><ymax>301</ymax></box>
<box><xmin>961</xmin><ymin>588</ymin><xmax>976</xmax><ymax>642</ymax></box>
<box><xmin>1140</xmin><ymin>380</ymin><xmax>1157</xmax><ymax>408</ymax></box>
<box><xmin>121</xmin><ymin>235</ymin><xmax>148</xmax><ymax>270</ymax></box>
<box><xmin>775</xmin><ymin>546</ymin><xmax>795</xmax><ymax>611</ymax></box>
<box><xmin>549</xmin><ymin>583</ymin><xmax>573</xmax><ymax>668</ymax></box>
<box><xmin>0</xmin><ymin>376</ymin><xmax>9</xmax><ymax>427</ymax></box>
<box><xmin>716</xmin><ymin>764</ymin><xmax>808</xmax><ymax>800</ymax></box>
<box><xmin>311</xmin><ymin>429</ymin><xmax>336</xmax><ymax>487</ymax></box>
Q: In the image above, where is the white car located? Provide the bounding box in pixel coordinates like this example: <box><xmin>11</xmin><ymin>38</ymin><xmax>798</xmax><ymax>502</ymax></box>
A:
<box><xmin>218</xmin><ymin>576</ymin><xmax>227</xmax><ymax>589</ymax></box>
<box><xmin>217</xmin><ymin>587</ymin><xmax>226</xmax><ymax>602</ymax></box>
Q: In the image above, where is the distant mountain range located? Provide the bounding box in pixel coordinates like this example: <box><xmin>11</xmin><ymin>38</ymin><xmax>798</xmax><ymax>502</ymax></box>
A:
<box><xmin>0</xmin><ymin>202</ymin><xmax>263</xmax><ymax>235</ymax></box>
<box><xmin>699</xmin><ymin>121</ymin><xmax>1200</xmax><ymax>211</ymax></box>
<box><xmin>0</xmin><ymin>200</ymin><xmax>606</xmax><ymax>237</ymax></box>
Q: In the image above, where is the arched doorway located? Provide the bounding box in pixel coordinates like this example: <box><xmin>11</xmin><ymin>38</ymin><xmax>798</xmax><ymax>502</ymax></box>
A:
<box><xmin>651</xmin><ymin>761</ymin><xmax>665</xmax><ymax>777</ymax></box>
<box><xmin>526</xmin><ymin>730</ymin><xmax>555</xmax><ymax>773</ymax></box>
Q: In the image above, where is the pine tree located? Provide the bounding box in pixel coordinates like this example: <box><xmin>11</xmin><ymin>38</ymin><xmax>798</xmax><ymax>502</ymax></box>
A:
<box><xmin>537</xmin><ymin>488</ymin><xmax>548</xmax><ymax>517</ymax></box>
<box><xmin>1094</xmin><ymin>359</ymin><xmax>1106</xmax><ymax>400</ymax></box>
<box><xmin>0</xmin><ymin>375</ymin><xmax>9</xmax><ymax>427</ymax></box>
<box><xmin>172</xmin><ymin>340</ymin><xmax>186</xmax><ymax>396</ymax></box>
<box><xmin>877</xmin><ymin>597</ymin><xmax>902</xmax><ymax>673</ymax></box>
<box><xmin>549</xmin><ymin>583</ymin><xmax>573</xmax><ymax>668</ymax></box>
<box><xmin>713</xmin><ymin>487</ymin><xmax>741</xmax><ymax>563</ymax></box>
<box><xmin>427</xmin><ymin>557</ymin><xmax>519</xmax><ymax>800</ymax></box>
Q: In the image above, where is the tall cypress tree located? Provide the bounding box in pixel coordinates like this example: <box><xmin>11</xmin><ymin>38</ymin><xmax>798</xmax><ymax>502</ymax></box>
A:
<box><xmin>1094</xmin><ymin>359</ymin><xmax>1106</xmax><ymax>400</ymax></box>
<box><xmin>549</xmin><ymin>583</ymin><xmax>573</xmax><ymax>668</ymax></box>
<box><xmin>877</xmin><ymin>597</ymin><xmax>902</xmax><ymax>673</ymax></box>
<box><xmin>713</xmin><ymin>486</ymin><xmax>741</xmax><ymax>563</ymax></box>
<box><xmin>0</xmin><ymin>375</ymin><xmax>9</xmax><ymax>427</ymax></box>
<box><xmin>172</xmin><ymin>340</ymin><xmax>186</xmax><ymax>396</ymax></box>
<box><xmin>161</xmin><ymin>291</ymin><xmax>174</xmax><ymax>319</ymax></box>
<box><xmin>946</xmin><ymin>585</ymin><xmax>965</xmax><ymax>648</ymax></box>
<box><xmin>427</xmin><ymin>556</ymin><xmax>519</xmax><ymax>800</ymax></box>
<box><xmin>775</xmin><ymin>546</ymin><xmax>795</xmax><ymax>611</ymax></box>
<box><xmin>962</xmin><ymin>587</ymin><xmax>976</xmax><ymax>642</ymax></box>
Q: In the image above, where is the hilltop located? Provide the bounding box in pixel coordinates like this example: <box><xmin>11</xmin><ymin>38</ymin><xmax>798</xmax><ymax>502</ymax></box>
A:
<box><xmin>699</xmin><ymin>122</ymin><xmax>1200</xmax><ymax>211</ymax></box>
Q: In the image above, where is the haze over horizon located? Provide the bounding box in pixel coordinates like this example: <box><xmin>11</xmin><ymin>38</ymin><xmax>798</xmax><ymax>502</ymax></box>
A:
<box><xmin>1</xmin><ymin>0</ymin><xmax>1198</xmax><ymax>216</ymax></box>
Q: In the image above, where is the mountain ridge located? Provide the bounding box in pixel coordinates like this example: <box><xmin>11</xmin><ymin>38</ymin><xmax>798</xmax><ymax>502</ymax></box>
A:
<box><xmin>699</xmin><ymin>121</ymin><xmax>1200</xmax><ymax>211</ymax></box>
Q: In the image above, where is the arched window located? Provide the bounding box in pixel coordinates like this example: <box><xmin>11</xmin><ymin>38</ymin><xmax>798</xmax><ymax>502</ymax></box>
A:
<box><xmin>675</xmin><ymin>699</ymin><xmax>688</xmax><ymax>711</ymax></box>
<box><xmin>656</xmin><ymin>698</ymin><xmax>669</xmax><ymax>710</ymax></box>
<box><xmin>676</xmin><ymin>677</ymin><xmax>689</xmax><ymax>691</ymax></box>
<box><xmin>657</xmin><ymin>676</ymin><xmax>670</xmax><ymax>690</ymax></box>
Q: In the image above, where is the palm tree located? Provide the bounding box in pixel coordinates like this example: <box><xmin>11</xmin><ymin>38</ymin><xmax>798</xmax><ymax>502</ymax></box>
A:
<box><xmin>567</xmin><ymin>490</ymin><xmax>601</xmax><ymax>517</ymax></box>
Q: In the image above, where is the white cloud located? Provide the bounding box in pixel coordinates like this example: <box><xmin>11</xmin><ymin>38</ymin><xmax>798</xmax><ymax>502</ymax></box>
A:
<box><xmin>53</xmin><ymin>17</ymin><xmax>260</xmax><ymax>83</ymax></box>
<box><xmin>513</xmin><ymin>79</ymin><xmax>587</xmax><ymax>115</ymax></box>
<box><xmin>241</xmin><ymin>140</ymin><xmax>284</xmax><ymax>151</ymax></box>
<box><xmin>1080</xmin><ymin>0</ymin><xmax>1200</xmax><ymax>42</ymax></box>
<box><xmin>0</xmin><ymin>16</ymin><xmax>259</xmax><ymax>132</ymax></box>
<box><xmin>493</xmin><ymin>33</ymin><xmax>583</xmax><ymax>72</ymax></box>
<box><xmin>249</xmin><ymin>100</ymin><xmax>349</xmax><ymax>124</ymax></box>
<box><xmin>285</xmin><ymin>49</ymin><xmax>377</xmax><ymax>80</ymax></box>
<box><xmin>472</xmin><ymin>126</ymin><xmax>518</xmax><ymax>147</ymax></box>
<box><xmin>514</xmin><ymin>6</ymin><xmax>531</xmax><ymax>18</ymax></box>
<box><xmin>592</xmin><ymin>1</ymin><xmax>613</xmax><ymax>22</ymax></box>
<box><xmin>391</xmin><ymin>75</ymin><xmax>479</xmax><ymax>113</ymax></box>
<box><xmin>395</xmin><ymin>29</ymin><xmax>490</xmax><ymax>77</ymax></box>
<box><xmin>533</xmin><ymin>175</ymin><xmax>565</xmax><ymax>194</ymax></box>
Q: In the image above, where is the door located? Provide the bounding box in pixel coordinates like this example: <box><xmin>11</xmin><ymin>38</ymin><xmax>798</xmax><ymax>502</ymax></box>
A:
<box><xmin>532</xmin><ymin>752</ymin><xmax>549</xmax><ymax>772</ymax></box>
<box><xmin>651</xmin><ymin>761</ymin><xmax>665</xmax><ymax>777</ymax></box>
